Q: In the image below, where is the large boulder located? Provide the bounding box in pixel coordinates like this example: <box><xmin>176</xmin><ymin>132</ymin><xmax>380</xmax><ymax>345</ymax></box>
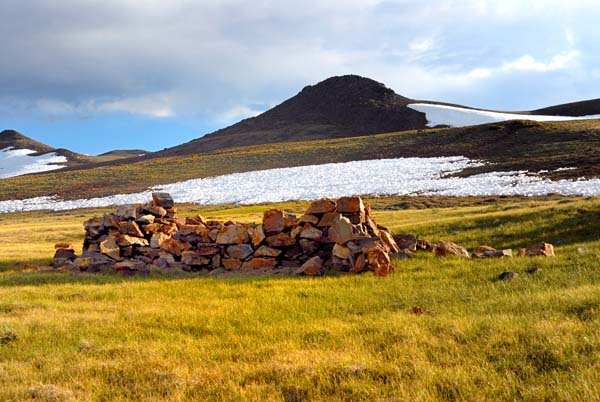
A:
<box><xmin>305</xmin><ymin>199</ymin><xmax>336</xmax><ymax>215</ymax></box>
<box><xmin>263</xmin><ymin>210</ymin><xmax>287</xmax><ymax>235</ymax></box>
<box><xmin>329</xmin><ymin>215</ymin><xmax>354</xmax><ymax>245</ymax></box>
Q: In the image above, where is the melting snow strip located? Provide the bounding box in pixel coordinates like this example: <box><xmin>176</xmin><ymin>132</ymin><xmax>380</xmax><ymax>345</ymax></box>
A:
<box><xmin>0</xmin><ymin>147</ymin><xmax>68</xmax><ymax>179</ymax></box>
<box><xmin>0</xmin><ymin>156</ymin><xmax>599</xmax><ymax>213</ymax></box>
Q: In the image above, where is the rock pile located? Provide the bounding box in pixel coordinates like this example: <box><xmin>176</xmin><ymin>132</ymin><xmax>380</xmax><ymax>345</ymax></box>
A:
<box><xmin>52</xmin><ymin>193</ymin><xmax>400</xmax><ymax>276</ymax></box>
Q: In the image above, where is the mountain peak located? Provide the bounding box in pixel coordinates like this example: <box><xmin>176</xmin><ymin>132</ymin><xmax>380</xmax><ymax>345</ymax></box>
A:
<box><xmin>299</xmin><ymin>75</ymin><xmax>401</xmax><ymax>100</ymax></box>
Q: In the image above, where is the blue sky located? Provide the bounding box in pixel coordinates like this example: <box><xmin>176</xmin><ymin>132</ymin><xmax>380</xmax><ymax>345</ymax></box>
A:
<box><xmin>1</xmin><ymin>0</ymin><xmax>599</xmax><ymax>154</ymax></box>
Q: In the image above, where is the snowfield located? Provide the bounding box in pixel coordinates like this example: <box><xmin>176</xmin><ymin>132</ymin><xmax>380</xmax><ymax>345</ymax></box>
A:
<box><xmin>407</xmin><ymin>103</ymin><xmax>600</xmax><ymax>127</ymax></box>
<box><xmin>0</xmin><ymin>147</ymin><xmax>67</xmax><ymax>179</ymax></box>
<box><xmin>1</xmin><ymin>156</ymin><xmax>599</xmax><ymax>213</ymax></box>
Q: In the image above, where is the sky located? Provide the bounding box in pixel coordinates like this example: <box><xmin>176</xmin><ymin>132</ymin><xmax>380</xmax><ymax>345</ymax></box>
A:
<box><xmin>1</xmin><ymin>0</ymin><xmax>599</xmax><ymax>154</ymax></box>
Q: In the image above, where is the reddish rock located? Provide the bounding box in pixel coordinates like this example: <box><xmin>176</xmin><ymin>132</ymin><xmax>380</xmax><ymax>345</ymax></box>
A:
<box><xmin>118</xmin><ymin>220</ymin><xmax>145</xmax><ymax>238</ymax></box>
<box><xmin>222</xmin><ymin>258</ymin><xmax>242</xmax><ymax>270</ymax></box>
<box><xmin>211</xmin><ymin>254</ymin><xmax>221</xmax><ymax>268</ymax></box>
<box><xmin>299</xmin><ymin>224</ymin><xmax>323</xmax><ymax>241</ymax></box>
<box><xmin>353</xmin><ymin>254</ymin><xmax>368</xmax><ymax>273</ymax></box>
<box><xmin>254</xmin><ymin>245</ymin><xmax>282</xmax><ymax>258</ymax></box>
<box><xmin>179</xmin><ymin>224</ymin><xmax>203</xmax><ymax>236</ymax></box>
<box><xmin>298</xmin><ymin>214</ymin><xmax>320</xmax><ymax>225</ymax></box>
<box><xmin>317</xmin><ymin>212</ymin><xmax>340</xmax><ymax>227</ymax></box>
<box><xmin>144</xmin><ymin>205</ymin><xmax>168</xmax><ymax>218</ymax></box>
<box><xmin>160</xmin><ymin>238</ymin><xmax>186</xmax><ymax>256</ymax></box>
<box><xmin>366</xmin><ymin>246</ymin><xmax>393</xmax><ymax>277</ymax></box>
<box><xmin>336</xmin><ymin>196</ymin><xmax>365</xmax><ymax>214</ymax></box>
<box><xmin>393</xmin><ymin>234</ymin><xmax>418</xmax><ymax>252</ymax></box>
<box><xmin>363</xmin><ymin>216</ymin><xmax>380</xmax><ymax>237</ymax></box>
<box><xmin>290</xmin><ymin>225</ymin><xmax>303</xmax><ymax>239</ymax></box>
<box><xmin>525</xmin><ymin>242</ymin><xmax>555</xmax><ymax>257</ymax></box>
<box><xmin>329</xmin><ymin>215</ymin><xmax>355</xmax><ymax>245</ymax></box>
<box><xmin>266</xmin><ymin>233</ymin><xmax>295</xmax><ymax>248</ymax></box>
<box><xmin>186</xmin><ymin>215</ymin><xmax>208</xmax><ymax>225</ymax></box>
<box><xmin>136</xmin><ymin>214</ymin><xmax>155</xmax><ymax>225</ymax></box>
<box><xmin>263</xmin><ymin>209</ymin><xmax>286</xmax><ymax>235</ymax></box>
<box><xmin>295</xmin><ymin>256</ymin><xmax>323</xmax><ymax>276</ymax></box>
<box><xmin>152</xmin><ymin>192</ymin><xmax>175</xmax><ymax>208</ymax></box>
<box><xmin>241</xmin><ymin>258</ymin><xmax>278</xmax><ymax>270</ymax></box>
<box><xmin>216</xmin><ymin>224</ymin><xmax>250</xmax><ymax>244</ymax></box>
<box><xmin>433</xmin><ymin>241</ymin><xmax>469</xmax><ymax>258</ymax></box>
<box><xmin>227</xmin><ymin>244</ymin><xmax>254</xmax><ymax>260</ymax></box>
<box><xmin>197</xmin><ymin>245</ymin><xmax>221</xmax><ymax>256</ymax></box>
<box><xmin>305</xmin><ymin>199</ymin><xmax>336</xmax><ymax>215</ymax></box>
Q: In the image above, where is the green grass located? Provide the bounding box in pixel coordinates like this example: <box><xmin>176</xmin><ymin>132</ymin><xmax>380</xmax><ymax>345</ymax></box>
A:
<box><xmin>1</xmin><ymin>196</ymin><xmax>600</xmax><ymax>401</ymax></box>
<box><xmin>1</xmin><ymin>118</ymin><xmax>600</xmax><ymax>201</ymax></box>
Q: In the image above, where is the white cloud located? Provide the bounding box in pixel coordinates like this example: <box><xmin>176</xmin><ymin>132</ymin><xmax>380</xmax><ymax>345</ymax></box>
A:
<box><xmin>501</xmin><ymin>51</ymin><xmax>580</xmax><ymax>72</ymax></box>
<box><xmin>408</xmin><ymin>37</ymin><xmax>435</xmax><ymax>52</ymax></box>
<box><xmin>98</xmin><ymin>93</ymin><xmax>176</xmax><ymax>118</ymax></box>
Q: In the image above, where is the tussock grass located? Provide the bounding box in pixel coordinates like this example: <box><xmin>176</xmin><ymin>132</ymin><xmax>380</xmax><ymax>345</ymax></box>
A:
<box><xmin>0</xmin><ymin>196</ymin><xmax>599</xmax><ymax>401</ymax></box>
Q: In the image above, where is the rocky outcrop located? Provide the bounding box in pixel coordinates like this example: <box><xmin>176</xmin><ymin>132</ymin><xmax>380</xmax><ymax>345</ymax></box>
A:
<box><xmin>51</xmin><ymin>194</ymin><xmax>399</xmax><ymax>277</ymax></box>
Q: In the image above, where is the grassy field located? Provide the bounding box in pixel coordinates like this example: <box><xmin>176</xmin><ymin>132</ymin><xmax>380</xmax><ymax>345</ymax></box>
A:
<box><xmin>1</xmin><ymin>119</ymin><xmax>600</xmax><ymax>201</ymax></box>
<box><xmin>1</xmin><ymin>196</ymin><xmax>599</xmax><ymax>401</ymax></box>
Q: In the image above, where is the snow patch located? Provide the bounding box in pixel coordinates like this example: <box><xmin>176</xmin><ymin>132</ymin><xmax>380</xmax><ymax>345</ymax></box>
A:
<box><xmin>407</xmin><ymin>103</ymin><xmax>600</xmax><ymax>127</ymax></box>
<box><xmin>0</xmin><ymin>147</ymin><xmax>68</xmax><ymax>179</ymax></box>
<box><xmin>0</xmin><ymin>156</ymin><xmax>599</xmax><ymax>213</ymax></box>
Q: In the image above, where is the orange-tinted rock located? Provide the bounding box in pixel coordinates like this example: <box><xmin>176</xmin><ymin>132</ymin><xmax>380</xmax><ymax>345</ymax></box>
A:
<box><xmin>329</xmin><ymin>215</ymin><xmax>354</xmax><ymax>245</ymax></box>
<box><xmin>393</xmin><ymin>234</ymin><xmax>417</xmax><ymax>252</ymax></box>
<box><xmin>290</xmin><ymin>225</ymin><xmax>303</xmax><ymax>239</ymax></box>
<box><xmin>525</xmin><ymin>242</ymin><xmax>555</xmax><ymax>257</ymax></box>
<box><xmin>118</xmin><ymin>220</ymin><xmax>144</xmax><ymax>237</ymax></box>
<box><xmin>317</xmin><ymin>212</ymin><xmax>340</xmax><ymax>227</ymax></box>
<box><xmin>433</xmin><ymin>241</ymin><xmax>469</xmax><ymax>258</ymax></box>
<box><xmin>295</xmin><ymin>256</ymin><xmax>323</xmax><ymax>276</ymax></box>
<box><xmin>305</xmin><ymin>199</ymin><xmax>336</xmax><ymax>215</ymax></box>
<box><xmin>100</xmin><ymin>237</ymin><xmax>120</xmax><ymax>260</ymax></box>
<box><xmin>144</xmin><ymin>205</ymin><xmax>168</xmax><ymax>218</ymax></box>
<box><xmin>336</xmin><ymin>196</ymin><xmax>365</xmax><ymax>214</ymax></box>
<box><xmin>54</xmin><ymin>242</ymin><xmax>75</xmax><ymax>250</ymax></box>
<box><xmin>251</xmin><ymin>225</ymin><xmax>266</xmax><ymax>247</ymax></box>
<box><xmin>136</xmin><ymin>214</ymin><xmax>155</xmax><ymax>225</ymax></box>
<box><xmin>150</xmin><ymin>233</ymin><xmax>171</xmax><ymax>249</ymax></box>
<box><xmin>222</xmin><ymin>258</ymin><xmax>242</xmax><ymax>270</ymax></box>
<box><xmin>379</xmin><ymin>230</ymin><xmax>399</xmax><ymax>253</ymax></box>
<box><xmin>152</xmin><ymin>192</ymin><xmax>175</xmax><ymax>208</ymax></box>
<box><xmin>263</xmin><ymin>209</ymin><xmax>286</xmax><ymax>235</ymax></box>
<box><xmin>197</xmin><ymin>245</ymin><xmax>220</xmax><ymax>256</ymax></box>
<box><xmin>117</xmin><ymin>235</ymin><xmax>149</xmax><ymax>247</ymax></box>
<box><xmin>332</xmin><ymin>244</ymin><xmax>352</xmax><ymax>259</ymax></box>
<box><xmin>241</xmin><ymin>258</ymin><xmax>278</xmax><ymax>270</ymax></box>
<box><xmin>366</xmin><ymin>246</ymin><xmax>392</xmax><ymax>277</ymax></box>
<box><xmin>266</xmin><ymin>233</ymin><xmax>295</xmax><ymax>248</ymax></box>
<box><xmin>254</xmin><ymin>245</ymin><xmax>282</xmax><ymax>257</ymax></box>
<box><xmin>353</xmin><ymin>253</ymin><xmax>368</xmax><ymax>273</ymax></box>
<box><xmin>216</xmin><ymin>224</ymin><xmax>250</xmax><ymax>244</ymax></box>
<box><xmin>179</xmin><ymin>224</ymin><xmax>204</xmax><ymax>236</ymax></box>
<box><xmin>116</xmin><ymin>204</ymin><xmax>138</xmax><ymax>220</ymax></box>
<box><xmin>186</xmin><ymin>215</ymin><xmax>207</xmax><ymax>225</ymax></box>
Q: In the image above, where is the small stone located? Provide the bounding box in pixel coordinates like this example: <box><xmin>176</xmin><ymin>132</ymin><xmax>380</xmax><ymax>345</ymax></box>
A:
<box><xmin>117</xmin><ymin>235</ymin><xmax>149</xmax><ymax>247</ymax></box>
<box><xmin>227</xmin><ymin>244</ymin><xmax>254</xmax><ymax>260</ymax></box>
<box><xmin>160</xmin><ymin>238</ymin><xmax>187</xmax><ymax>256</ymax></box>
<box><xmin>498</xmin><ymin>271</ymin><xmax>519</xmax><ymax>281</ymax></box>
<box><xmin>197</xmin><ymin>245</ymin><xmax>221</xmax><ymax>256</ymax></box>
<box><xmin>54</xmin><ymin>248</ymin><xmax>76</xmax><ymax>260</ymax></box>
<box><xmin>379</xmin><ymin>230</ymin><xmax>400</xmax><ymax>253</ymax></box>
<box><xmin>393</xmin><ymin>234</ymin><xmax>418</xmax><ymax>251</ymax></box>
<box><xmin>136</xmin><ymin>214</ymin><xmax>155</xmax><ymax>225</ymax></box>
<box><xmin>178</xmin><ymin>224</ymin><xmax>203</xmax><ymax>236</ymax></box>
<box><xmin>143</xmin><ymin>205</ymin><xmax>168</xmax><ymax>218</ymax></box>
<box><xmin>152</xmin><ymin>192</ymin><xmax>175</xmax><ymax>208</ymax></box>
<box><xmin>525</xmin><ymin>242</ymin><xmax>555</xmax><ymax>257</ymax></box>
<box><xmin>251</xmin><ymin>225</ymin><xmax>266</xmax><ymax>247</ymax></box>
<box><xmin>433</xmin><ymin>241</ymin><xmax>469</xmax><ymax>258</ymax></box>
<box><xmin>295</xmin><ymin>256</ymin><xmax>323</xmax><ymax>276</ymax></box>
<box><xmin>317</xmin><ymin>212</ymin><xmax>340</xmax><ymax>227</ymax></box>
<box><xmin>576</xmin><ymin>247</ymin><xmax>589</xmax><ymax>254</ymax></box>
<box><xmin>116</xmin><ymin>204</ymin><xmax>138</xmax><ymax>220</ymax></box>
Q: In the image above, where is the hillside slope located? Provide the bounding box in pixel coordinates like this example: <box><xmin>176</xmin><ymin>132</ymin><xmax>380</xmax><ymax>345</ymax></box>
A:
<box><xmin>156</xmin><ymin>75</ymin><xmax>428</xmax><ymax>157</ymax></box>
<box><xmin>532</xmin><ymin>98</ymin><xmax>600</xmax><ymax>117</ymax></box>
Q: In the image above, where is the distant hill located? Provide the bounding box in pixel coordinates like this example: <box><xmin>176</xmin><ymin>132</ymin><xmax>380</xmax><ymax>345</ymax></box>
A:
<box><xmin>0</xmin><ymin>130</ymin><xmax>56</xmax><ymax>154</ymax></box>
<box><xmin>532</xmin><ymin>98</ymin><xmax>600</xmax><ymax>117</ymax></box>
<box><xmin>156</xmin><ymin>75</ymin><xmax>428</xmax><ymax>157</ymax></box>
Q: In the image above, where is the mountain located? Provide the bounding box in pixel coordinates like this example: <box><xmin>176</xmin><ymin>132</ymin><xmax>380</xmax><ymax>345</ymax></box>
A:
<box><xmin>532</xmin><ymin>98</ymin><xmax>600</xmax><ymax>117</ymax></box>
<box><xmin>156</xmin><ymin>75</ymin><xmax>428</xmax><ymax>157</ymax></box>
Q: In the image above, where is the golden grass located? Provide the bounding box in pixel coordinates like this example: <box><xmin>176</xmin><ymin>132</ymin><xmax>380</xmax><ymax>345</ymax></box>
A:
<box><xmin>1</xmin><ymin>196</ymin><xmax>600</xmax><ymax>401</ymax></box>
